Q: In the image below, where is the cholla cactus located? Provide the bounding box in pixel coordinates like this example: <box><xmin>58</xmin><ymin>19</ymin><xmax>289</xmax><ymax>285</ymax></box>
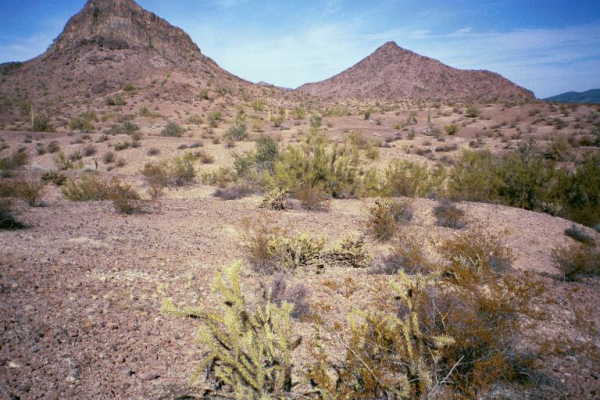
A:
<box><xmin>163</xmin><ymin>262</ymin><xmax>301</xmax><ymax>400</ymax></box>
<box><xmin>269</xmin><ymin>233</ymin><xmax>325</xmax><ymax>271</ymax></box>
<box><xmin>320</xmin><ymin>235</ymin><xmax>372</xmax><ymax>269</ymax></box>
<box><xmin>260</xmin><ymin>188</ymin><xmax>289</xmax><ymax>210</ymax></box>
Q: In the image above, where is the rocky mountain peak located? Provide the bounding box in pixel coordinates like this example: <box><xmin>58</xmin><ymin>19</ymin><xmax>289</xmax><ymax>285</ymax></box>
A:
<box><xmin>47</xmin><ymin>0</ymin><xmax>203</xmax><ymax>65</ymax></box>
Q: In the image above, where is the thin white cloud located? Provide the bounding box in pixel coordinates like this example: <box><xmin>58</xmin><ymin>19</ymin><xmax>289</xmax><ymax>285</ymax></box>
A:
<box><xmin>211</xmin><ymin>0</ymin><xmax>249</xmax><ymax>9</ymax></box>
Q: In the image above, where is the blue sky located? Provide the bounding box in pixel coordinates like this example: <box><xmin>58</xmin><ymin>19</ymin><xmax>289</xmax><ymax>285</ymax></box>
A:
<box><xmin>1</xmin><ymin>0</ymin><xmax>599</xmax><ymax>98</ymax></box>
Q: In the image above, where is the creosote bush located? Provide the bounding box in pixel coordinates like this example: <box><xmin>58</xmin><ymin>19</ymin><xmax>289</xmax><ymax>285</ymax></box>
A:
<box><xmin>161</xmin><ymin>121</ymin><xmax>184</xmax><ymax>137</ymax></box>
<box><xmin>0</xmin><ymin>199</ymin><xmax>25</xmax><ymax>230</ymax></box>
<box><xmin>433</xmin><ymin>199</ymin><xmax>466</xmax><ymax>229</ymax></box>
<box><xmin>367</xmin><ymin>198</ymin><xmax>412</xmax><ymax>241</ymax></box>
<box><xmin>552</xmin><ymin>243</ymin><xmax>600</xmax><ymax>281</ymax></box>
<box><xmin>62</xmin><ymin>174</ymin><xmax>144</xmax><ymax>213</ymax></box>
<box><xmin>141</xmin><ymin>154</ymin><xmax>196</xmax><ymax>197</ymax></box>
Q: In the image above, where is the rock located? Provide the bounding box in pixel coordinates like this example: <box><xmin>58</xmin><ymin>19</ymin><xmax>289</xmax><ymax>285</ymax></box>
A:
<box><xmin>139</xmin><ymin>372</ymin><xmax>160</xmax><ymax>381</ymax></box>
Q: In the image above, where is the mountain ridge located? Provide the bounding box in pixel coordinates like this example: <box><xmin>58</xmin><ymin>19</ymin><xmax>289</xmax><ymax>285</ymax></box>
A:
<box><xmin>545</xmin><ymin>89</ymin><xmax>600</xmax><ymax>104</ymax></box>
<box><xmin>297</xmin><ymin>41</ymin><xmax>534</xmax><ymax>101</ymax></box>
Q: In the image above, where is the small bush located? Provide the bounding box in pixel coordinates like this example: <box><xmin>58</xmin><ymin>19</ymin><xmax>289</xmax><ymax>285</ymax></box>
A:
<box><xmin>47</xmin><ymin>141</ymin><xmax>60</xmax><ymax>153</ymax></box>
<box><xmin>213</xmin><ymin>184</ymin><xmax>254</xmax><ymax>200</ymax></box>
<box><xmin>439</xmin><ymin>228</ymin><xmax>514</xmax><ymax>285</ymax></box>
<box><xmin>564</xmin><ymin>224</ymin><xmax>595</xmax><ymax>245</ymax></box>
<box><xmin>32</xmin><ymin>115</ymin><xmax>53</xmax><ymax>132</ymax></box>
<box><xmin>53</xmin><ymin>152</ymin><xmax>75</xmax><ymax>170</ymax></box>
<box><xmin>147</xmin><ymin>147</ymin><xmax>160</xmax><ymax>156</ymax></box>
<box><xmin>61</xmin><ymin>174</ymin><xmax>113</xmax><ymax>201</ymax></box>
<box><xmin>0</xmin><ymin>199</ymin><xmax>25</xmax><ymax>230</ymax></box>
<box><xmin>433</xmin><ymin>200</ymin><xmax>466</xmax><ymax>229</ymax></box>
<box><xmin>367</xmin><ymin>198</ymin><xmax>412</xmax><ymax>241</ymax></box>
<box><xmin>14</xmin><ymin>178</ymin><xmax>46</xmax><ymax>206</ymax></box>
<box><xmin>465</xmin><ymin>104</ymin><xmax>480</xmax><ymax>118</ymax></box>
<box><xmin>552</xmin><ymin>244</ymin><xmax>600</xmax><ymax>281</ymax></box>
<box><xmin>207</xmin><ymin>111</ymin><xmax>222</xmax><ymax>127</ymax></box>
<box><xmin>103</xmin><ymin>151</ymin><xmax>115</xmax><ymax>164</ymax></box>
<box><xmin>161</xmin><ymin>122</ymin><xmax>184</xmax><ymax>137</ymax></box>
<box><xmin>320</xmin><ymin>235</ymin><xmax>372</xmax><ymax>269</ymax></box>
<box><xmin>0</xmin><ymin>151</ymin><xmax>28</xmax><ymax>172</ymax></box>
<box><xmin>294</xmin><ymin>183</ymin><xmax>329</xmax><ymax>211</ymax></box>
<box><xmin>445</xmin><ymin>124</ymin><xmax>459</xmax><ymax>135</ymax></box>
<box><xmin>372</xmin><ymin>237</ymin><xmax>432</xmax><ymax>275</ymax></box>
<box><xmin>264</xmin><ymin>274</ymin><xmax>311</xmax><ymax>320</ymax></box>
<box><xmin>225</xmin><ymin>122</ymin><xmax>248</xmax><ymax>141</ymax></box>
<box><xmin>83</xmin><ymin>144</ymin><xmax>97</xmax><ymax>157</ymax></box>
<box><xmin>41</xmin><ymin>170</ymin><xmax>67</xmax><ymax>186</ymax></box>
<box><xmin>260</xmin><ymin>188</ymin><xmax>289</xmax><ymax>211</ymax></box>
<box><xmin>241</xmin><ymin>218</ymin><xmax>324</xmax><ymax>274</ymax></box>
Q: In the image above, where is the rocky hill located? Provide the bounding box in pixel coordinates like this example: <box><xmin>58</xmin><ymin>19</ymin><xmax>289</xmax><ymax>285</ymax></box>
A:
<box><xmin>0</xmin><ymin>0</ymin><xmax>252</xmax><ymax>125</ymax></box>
<box><xmin>297</xmin><ymin>41</ymin><xmax>534</xmax><ymax>102</ymax></box>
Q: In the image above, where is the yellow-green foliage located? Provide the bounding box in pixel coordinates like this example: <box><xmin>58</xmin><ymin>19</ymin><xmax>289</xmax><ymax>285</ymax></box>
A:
<box><xmin>141</xmin><ymin>154</ymin><xmax>196</xmax><ymax>192</ymax></box>
<box><xmin>268</xmin><ymin>233</ymin><xmax>325</xmax><ymax>271</ymax></box>
<box><xmin>438</xmin><ymin>228</ymin><xmax>514</xmax><ymax>285</ymax></box>
<box><xmin>320</xmin><ymin>235</ymin><xmax>372</xmax><ymax>269</ymax></box>
<box><xmin>259</xmin><ymin>188</ymin><xmax>289</xmax><ymax>210</ymax></box>
<box><xmin>367</xmin><ymin>198</ymin><xmax>412</xmax><ymax>241</ymax></box>
<box><xmin>268</xmin><ymin>131</ymin><xmax>365</xmax><ymax>199</ymax></box>
<box><xmin>382</xmin><ymin>159</ymin><xmax>445</xmax><ymax>198</ymax></box>
<box><xmin>163</xmin><ymin>262</ymin><xmax>301</xmax><ymax>400</ymax></box>
<box><xmin>309</xmin><ymin>271</ymin><xmax>454</xmax><ymax>399</ymax></box>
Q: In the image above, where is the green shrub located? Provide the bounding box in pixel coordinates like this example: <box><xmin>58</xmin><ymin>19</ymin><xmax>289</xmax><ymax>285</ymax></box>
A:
<box><xmin>382</xmin><ymin>159</ymin><xmax>445</xmax><ymax>198</ymax></box>
<box><xmin>53</xmin><ymin>152</ymin><xmax>75</xmax><ymax>170</ymax></box>
<box><xmin>106</xmin><ymin>94</ymin><xmax>126</xmax><ymax>106</ymax></box>
<box><xmin>438</xmin><ymin>228</ymin><xmax>514</xmax><ymax>285</ymax></box>
<box><xmin>268</xmin><ymin>132</ymin><xmax>364</xmax><ymax>199</ymax></box>
<box><xmin>61</xmin><ymin>174</ymin><xmax>114</xmax><ymax>201</ymax></box>
<box><xmin>552</xmin><ymin>243</ymin><xmax>600</xmax><ymax>281</ymax></box>
<box><xmin>162</xmin><ymin>262</ymin><xmax>301</xmax><ymax>399</ymax></box>
<box><xmin>201</xmin><ymin>167</ymin><xmax>236</xmax><ymax>188</ymax></box>
<box><xmin>14</xmin><ymin>178</ymin><xmax>46</xmax><ymax>206</ymax></box>
<box><xmin>308</xmin><ymin>271</ymin><xmax>455</xmax><ymax>399</ymax></box>
<box><xmin>208</xmin><ymin>111</ymin><xmax>222</xmax><ymax>127</ymax></box>
<box><xmin>320</xmin><ymin>235</ymin><xmax>372</xmax><ymax>269</ymax></box>
<box><xmin>465</xmin><ymin>104</ymin><xmax>480</xmax><ymax>118</ymax></box>
<box><xmin>564</xmin><ymin>224</ymin><xmax>595</xmax><ymax>245</ymax></box>
<box><xmin>0</xmin><ymin>150</ymin><xmax>28</xmax><ymax>173</ymax></box>
<box><xmin>259</xmin><ymin>188</ymin><xmax>289</xmax><ymax>210</ymax></box>
<box><xmin>444</xmin><ymin>124</ymin><xmax>458</xmax><ymax>135</ymax></box>
<box><xmin>241</xmin><ymin>218</ymin><xmax>324</xmax><ymax>274</ymax></box>
<box><xmin>161</xmin><ymin>122</ymin><xmax>184</xmax><ymax>137</ymax></box>
<box><xmin>309</xmin><ymin>114</ymin><xmax>322</xmax><ymax>129</ymax></box>
<box><xmin>225</xmin><ymin>122</ymin><xmax>248</xmax><ymax>141</ymax></box>
<box><xmin>32</xmin><ymin>115</ymin><xmax>53</xmax><ymax>132</ymax></box>
<box><xmin>41</xmin><ymin>170</ymin><xmax>67</xmax><ymax>186</ymax></box>
<box><xmin>367</xmin><ymin>198</ymin><xmax>412</xmax><ymax>241</ymax></box>
<box><xmin>69</xmin><ymin>115</ymin><xmax>95</xmax><ymax>132</ymax></box>
<box><xmin>0</xmin><ymin>199</ymin><xmax>25</xmax><ymax>230</ymax></box>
